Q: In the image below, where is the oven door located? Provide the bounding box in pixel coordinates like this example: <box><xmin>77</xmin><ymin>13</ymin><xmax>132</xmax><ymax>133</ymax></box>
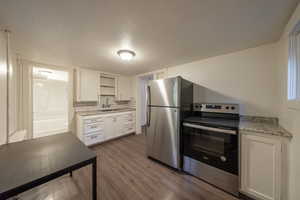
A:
<box><xmin>182</xmin><ymin>122</ymin><xmax>238</xmax><ymax>174</ymax></box>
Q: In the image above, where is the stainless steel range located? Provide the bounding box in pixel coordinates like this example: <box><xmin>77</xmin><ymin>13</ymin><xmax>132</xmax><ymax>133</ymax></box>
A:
<box><xmin>182</xmin><ymin>103</ymin><xmax>240</xmax><ymax>196</ymax></box>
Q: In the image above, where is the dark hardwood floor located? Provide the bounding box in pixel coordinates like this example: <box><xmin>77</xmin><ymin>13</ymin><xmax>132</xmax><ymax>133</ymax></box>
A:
<box><xmin>14</xmin><ymin>134</ymin><xmax>240</xmax><ymax>200</ymax></box>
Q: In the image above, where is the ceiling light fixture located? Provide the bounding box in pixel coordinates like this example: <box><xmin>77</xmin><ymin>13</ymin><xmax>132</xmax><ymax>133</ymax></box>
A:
<box><xmin>117</xmin><ymin>49</ymin><xmax>136</xmax><ymax>61</ymax></box>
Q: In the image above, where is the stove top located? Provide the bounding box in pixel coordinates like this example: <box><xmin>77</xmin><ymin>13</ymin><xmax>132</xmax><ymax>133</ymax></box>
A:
<box><xmin>185</xmin><ymin>103</ymin><xmax>240</xmax><ymax>129</ymax></box>
<box><xmin>183</xmin><ymin>116</ymin><xmax>239</xmax><ymax>129</ymax></box>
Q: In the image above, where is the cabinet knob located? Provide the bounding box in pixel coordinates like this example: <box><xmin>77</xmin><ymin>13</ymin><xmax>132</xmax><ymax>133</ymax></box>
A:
<box><xmin>220</xmin><ymin>156</ymin><xmax>227</xmax><ymax>162</ymax></box>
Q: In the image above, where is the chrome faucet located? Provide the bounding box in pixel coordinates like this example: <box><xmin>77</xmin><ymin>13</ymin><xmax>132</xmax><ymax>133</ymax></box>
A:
<box><xmin>102</xmin><ymin>97</ymin><xmax>111</xmax><ymax>108</ymax></box>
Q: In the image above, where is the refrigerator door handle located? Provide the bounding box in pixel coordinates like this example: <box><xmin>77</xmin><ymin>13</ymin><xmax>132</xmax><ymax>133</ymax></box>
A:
<box><xmin>146</xmin><ymin>86</ymin><xmax>151</xmax><ymax>127</ymax></box>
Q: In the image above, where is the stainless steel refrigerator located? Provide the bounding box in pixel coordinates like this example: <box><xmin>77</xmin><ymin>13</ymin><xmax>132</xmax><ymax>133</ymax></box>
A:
<box><xmin>146</xmin><ymin>76</ymin><xmax>193</xmax><ymax>169</ymax></box>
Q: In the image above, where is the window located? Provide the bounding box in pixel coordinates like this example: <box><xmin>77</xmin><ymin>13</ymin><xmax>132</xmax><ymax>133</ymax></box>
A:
<box><xmin>288</xmin><ymin>21</ymin><xmax>300</xmax><ymax>101</ymax></box>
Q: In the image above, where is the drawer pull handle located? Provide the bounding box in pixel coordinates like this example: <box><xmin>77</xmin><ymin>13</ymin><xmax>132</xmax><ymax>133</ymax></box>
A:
<box><xmin>203</xmin><ymin>156</ymin><xmax>209</xmax><ymax>160</ymax></box>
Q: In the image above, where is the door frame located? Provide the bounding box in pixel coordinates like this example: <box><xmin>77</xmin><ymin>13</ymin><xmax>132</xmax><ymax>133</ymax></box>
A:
<box><xmin>23</xmin><ymin>60</ymin><xmax>74</xmax><ymax>139</ymax></box>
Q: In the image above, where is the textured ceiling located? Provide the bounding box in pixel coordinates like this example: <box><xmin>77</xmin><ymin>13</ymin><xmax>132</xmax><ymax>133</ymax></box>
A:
<box><xmin>0</xmin><ymin>0</ymin><xmax>299</xmax><ymax>75</ymax></box>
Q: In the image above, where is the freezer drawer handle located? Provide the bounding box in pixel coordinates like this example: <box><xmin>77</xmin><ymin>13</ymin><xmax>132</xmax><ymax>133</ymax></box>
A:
<box><xmin>182</xmin><ymin>123</ymin><xmax>237</xmax><ymax>135</ymax></box>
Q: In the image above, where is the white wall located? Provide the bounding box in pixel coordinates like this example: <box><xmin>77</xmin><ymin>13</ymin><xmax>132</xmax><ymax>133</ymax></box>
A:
<box><xmin>135</xmin><ymin>45</ymin><xmax>280</xmax><ymax>136</ymax></box>
<box><xmin>165</xmin><ymin>43</ymin><xmax>279</xmax><ymax>117</ymax></box>
<box><xmin>277</xmin><ymin>3</ymin><xmax>300</xmax><ymax>200</ymax></box>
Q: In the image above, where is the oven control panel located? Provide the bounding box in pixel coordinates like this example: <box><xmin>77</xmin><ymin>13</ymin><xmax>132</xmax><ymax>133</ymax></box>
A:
<box><xmin>193</xmin><ymin>103</ymin><xmax>239</xmax><ymax>114</ymax></box>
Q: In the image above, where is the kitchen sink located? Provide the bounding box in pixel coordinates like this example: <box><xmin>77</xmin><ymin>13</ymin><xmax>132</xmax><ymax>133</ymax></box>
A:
<box><xmin>102</xmin><ymin>109</ymin><xmax>114</xmax><ymax>112</ymax></box>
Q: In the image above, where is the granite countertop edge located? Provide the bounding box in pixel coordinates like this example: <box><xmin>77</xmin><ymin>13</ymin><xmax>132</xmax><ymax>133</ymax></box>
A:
<box><xmin>239</xmin><ymin>115</ymin><xmax>293</xmax><ymax>139</ymax></box>
<box><xmin>77</xmin><ymin>108</ymin><xmax>136</xmax><ymax>116</ymax></box>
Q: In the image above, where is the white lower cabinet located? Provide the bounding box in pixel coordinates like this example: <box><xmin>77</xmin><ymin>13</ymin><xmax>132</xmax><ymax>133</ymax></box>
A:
<box><xmin>104</xmin><ymin>116</ymin><xmax>117</xmax><ymax>140</ymax></box>
<box><xmin>115</xmin><ymin>115</ymin><xmax>125</xmax><ymax>138</ymax></box>
<box><xmin>77</xmin><ymin>111</ymin><xmax>136</xmax><ymax>146</ymax></box>
<box><xmin>85</xmin><ymin>132</ymin><xmax>105</xmax><ymax>146</ymax></box>
<box><xmin>240</xmin><ymin>132</ymin><xmax>286</xmax><ymax>200</ymax></box>
<box><xmin>116</xmin><ymin>112</ymin><xmax>135</xmax><ymax>136</ymax></box>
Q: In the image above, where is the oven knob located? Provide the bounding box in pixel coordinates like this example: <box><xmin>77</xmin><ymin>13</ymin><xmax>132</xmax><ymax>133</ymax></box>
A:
<box><xmin>226</xmin><ymin>106</ymin><xmax>229</xmax><ymax>109</ymax></box>
<box><xmin>220</xmin><ymin>156</ymin><xmax>227</xmax><ymax>162</ymax></box>
<box><xmin>231</xmin><ymin>106</ymin><xmax>235</xmax><ymax>110</ymax></box>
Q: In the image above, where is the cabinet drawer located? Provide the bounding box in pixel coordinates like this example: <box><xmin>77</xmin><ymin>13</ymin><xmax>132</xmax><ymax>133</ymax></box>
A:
<box><xmin>85</xmin><ymin>118</ymin><xmax>104</xmax><ymax>124</ymax></box>
<box><xmin>124</xmin><ymin>127</ymin><xmax>135</xmax><ymax>133</ymax></box>
<box><xmin>125</xmin><ymin>122</ymin><xmax>134</xmax><ymax>129</ymax></box>
<box><xmin>121</xmin><ymin>113</ymin><xmax>135</xmax><ymax>122</ymax></box>
<box><xmin>121</xmin><ymin>122</ymin><xmax>135</xmax><ymax>133</ymax></box>
<box><xmin>85</xmin><ymin>132</ymin><xmax>104</xmax><ymax>146</ymax></box>
<box><xmin>84</xmin><ymin>122</ymin><xmax>104</xmax><ymax>134</ymax></box>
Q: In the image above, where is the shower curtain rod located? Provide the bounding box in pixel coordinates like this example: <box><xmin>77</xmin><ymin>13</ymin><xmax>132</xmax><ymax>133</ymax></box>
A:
<box><xmin>5</xmin><ymin>29</ymin><xmax>10</xmax><ymax>144</ymax></box>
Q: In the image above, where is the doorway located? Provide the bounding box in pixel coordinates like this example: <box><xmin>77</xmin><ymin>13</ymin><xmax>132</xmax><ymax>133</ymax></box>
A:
<box><xmin>32</xmin><ymin>67</ymin><xmax>69</xmax><ymax>138</ymax></box>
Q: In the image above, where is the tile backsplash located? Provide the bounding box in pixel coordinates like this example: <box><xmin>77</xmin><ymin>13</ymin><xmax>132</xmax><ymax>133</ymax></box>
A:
<box><xmin>100</xmin><ymin>96</ymin><xmax>115</xmax><ymax>106</ymax></box>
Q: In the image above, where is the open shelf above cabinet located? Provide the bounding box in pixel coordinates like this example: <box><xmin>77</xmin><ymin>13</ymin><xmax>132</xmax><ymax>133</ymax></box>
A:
<box><xmin>99</xmin><ymin>73</ymin><xmax>117</xmax><ymax>98</ymax></box>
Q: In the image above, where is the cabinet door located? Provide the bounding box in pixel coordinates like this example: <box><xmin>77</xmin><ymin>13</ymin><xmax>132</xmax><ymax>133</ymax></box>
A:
<box><xmin>118</xmin><ymin>76</ymin><xmax>132</xmax><ymax>101</ymax></box>
<box><xmin>104</xmin><ymin>116</ymin><xmax>116</xmax><ymax>140</ymax></box>
<box><xmin>77</xmin><ymin>69</ymin><xmax>99</xmax><ymax>101</ymax></box>
<box><xmin>115</xmin><ymin>115</ymin><xmax>126</xmax><ymax>137</ymax></box>
<box><xmin>116</xmin><ymin>112</ymin><xmax>136</xmax><ymax>135</ymax></box>
<box><xmin>241</xmin><ymin>133</ymin><xmax>281</xmax><ymax>200</ymax></box>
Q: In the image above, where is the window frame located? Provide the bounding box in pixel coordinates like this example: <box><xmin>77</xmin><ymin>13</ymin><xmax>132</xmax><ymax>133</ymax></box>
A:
<box><xmin>31</xmin><ymin>63</ymin><xmax>74</xmax><ymax>137</ymax></box>
<box><xmin>287</xmin><ymin>21</ymin><xmax>300</xmax><ymax>110</ymax></box>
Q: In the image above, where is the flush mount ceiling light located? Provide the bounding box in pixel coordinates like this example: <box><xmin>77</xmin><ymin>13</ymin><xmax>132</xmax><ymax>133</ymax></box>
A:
<box><xmin>117</xmin><ymin>49</ymin><xmax>136</xmax><ymax>61</ymax></box>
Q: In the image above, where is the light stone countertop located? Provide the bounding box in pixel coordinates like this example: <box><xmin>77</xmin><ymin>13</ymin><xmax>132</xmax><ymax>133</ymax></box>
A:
<box><xmin>239</xmin><ymin>116</ymin><xmax>292</xmax><ymax>139</ymax></box>
<box><xmin>77</xmin><ymin>108</ymin><xmax>136</xmax><ymax>117</ymax></box>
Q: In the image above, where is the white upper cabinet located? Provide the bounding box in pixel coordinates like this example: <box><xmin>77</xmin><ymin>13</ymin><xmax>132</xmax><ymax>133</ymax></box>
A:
<box><xmin>241</xmin><ymin>132</ymin><xmax>283</xmax><ymax>200</ymax></box>
<box><xmin>117</xmin><ymin>76</ymin><xmax>132</xmax><ymax>101</ymax></box>
<box><xmin>75</xmin><ymin>69</ymin><xmax>133</xmax><ymax>102</ymax></box>
<box><xmin>75</xmin><ymin>68</ymin><xmax>100</xmax><ymax>102</ymax></box>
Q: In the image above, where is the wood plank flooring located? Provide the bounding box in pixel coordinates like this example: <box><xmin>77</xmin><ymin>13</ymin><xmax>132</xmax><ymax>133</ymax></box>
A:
<box><xmin>14</xmin><ymin>134</ymin><xmax>240</xmax><ymax>200</ymax></box>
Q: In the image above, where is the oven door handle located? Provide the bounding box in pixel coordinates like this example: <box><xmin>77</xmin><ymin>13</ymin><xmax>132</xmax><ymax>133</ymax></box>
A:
<box><xmin>182</xmin><ymin>123</ymin><xmax>237</xmax><ymax>135</ymax></box>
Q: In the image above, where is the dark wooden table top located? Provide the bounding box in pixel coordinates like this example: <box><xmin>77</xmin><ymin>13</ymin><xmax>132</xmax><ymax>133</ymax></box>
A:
<box><xmin>0</xmin><ymin>132</ymin><xmax>96</xmax><ymax>195</ymax></box>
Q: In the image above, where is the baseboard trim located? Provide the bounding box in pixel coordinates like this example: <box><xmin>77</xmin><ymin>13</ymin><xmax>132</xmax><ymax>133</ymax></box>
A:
<box><xmin>239</xmin><ymin>192</ymin><xmax>256</xmax><ymax>200</ymax></box>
